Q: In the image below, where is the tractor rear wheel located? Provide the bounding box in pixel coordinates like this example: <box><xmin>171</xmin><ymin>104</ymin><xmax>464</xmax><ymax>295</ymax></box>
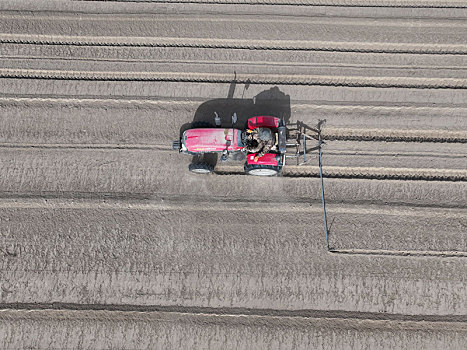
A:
<box><xmin>189</xmin><ymin>162</ymin><xmax>214</xmax><ymax>174</ymax></box>
<box><xmin>244</xmin><ymin>163</ymin><xmax>281</xmax><ymax>176</ymax></box>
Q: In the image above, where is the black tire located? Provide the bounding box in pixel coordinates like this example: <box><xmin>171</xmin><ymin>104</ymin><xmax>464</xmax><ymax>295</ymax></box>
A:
<box><xmin>189</xmin><ymin>162</ymin><xmax>214</xmax><ymax>174</ymax></box>
<box><xmin>191</xmin><ymin>121</ymin><xmax>214</xmax><ymax>128</ymax></box>
<box><xmin>244</xmin><ymin>163</ymin><xmax>281</xmax><ymax>176</ymax></box>
<box><xmin>172</xmin><ymin>140</ymin><xmax>181</xmax><ymax>151</ymax></box>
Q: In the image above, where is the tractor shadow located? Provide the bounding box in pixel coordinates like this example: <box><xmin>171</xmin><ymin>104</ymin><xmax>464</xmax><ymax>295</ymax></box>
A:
<box><xmin>179</xmin><ymin>85</ymin><xmax>291</xmax><ymax>167</ymax></box>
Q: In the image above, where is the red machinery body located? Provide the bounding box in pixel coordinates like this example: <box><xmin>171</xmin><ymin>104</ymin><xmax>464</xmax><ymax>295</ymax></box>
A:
<box><xmin>248</xmin><ymin>116</ymin><xmax>280</xmax><ymax>130</ymax></box>
<box><xmin>183</xmin><ymin>128</ymin><xmax>243</xmax><ymax>153</ymax></box>
<box><xmin>246</xmin><ymin>153</ymin><xmax>280</xmax><ymax>166</ymax></box>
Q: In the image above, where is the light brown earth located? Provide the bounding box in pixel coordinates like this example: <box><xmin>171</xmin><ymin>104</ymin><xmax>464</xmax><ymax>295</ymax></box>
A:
<box><xmin>0</xmin><ymin>0</ymin><xmax>466</xmax><ymax>349</ymax></box>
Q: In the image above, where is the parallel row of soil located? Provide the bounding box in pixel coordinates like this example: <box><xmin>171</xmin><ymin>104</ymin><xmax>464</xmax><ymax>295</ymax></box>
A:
<box><xmin>0</xmin><ymin>1</ymin><xmax>466</xmax><ymax>348</ymax></box>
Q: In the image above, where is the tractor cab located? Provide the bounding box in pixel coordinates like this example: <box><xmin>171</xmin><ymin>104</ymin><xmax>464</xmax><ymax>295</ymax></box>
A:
<box><xmin>242</xmin><ymin>116</ymin><xmax>287</xmax><ymax>176</ymax></box>
<box><xmin>245</xmin><ymin>116</ymin><xmax>287</xmax><ymax>154</ymax></box>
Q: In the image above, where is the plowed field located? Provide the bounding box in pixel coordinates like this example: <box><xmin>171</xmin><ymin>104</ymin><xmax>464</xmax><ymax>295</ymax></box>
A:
<box><xmin>0</xmin><ymin>1</ymin><xmax>466</xmax><ymax>349</ymax></box>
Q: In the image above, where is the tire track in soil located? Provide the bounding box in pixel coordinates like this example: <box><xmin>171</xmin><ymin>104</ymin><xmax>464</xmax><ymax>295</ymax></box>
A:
<box><xmin>2</xmin><ymin>68</ymin><xmax>467</xmax><ymax>89</ymax></box>
<box><xmin>5</xmin><ymin>57</ymin><xmax>465</xmax><ymax>81</ymax></box>
<box><xmin>1</xmin><ymin>303</ymin><xmax>467</xmax><ymax>326</ymax></box>
<box><xmin>0</xmin><ymin>196</ymin><xmax>464</xmax><ymax>214</ymax></box>
<box><xmin>2</xmin><ymin>34</ymin><xmax>466</xmax><ymax>54</ymax></box>
<box><xmin>329</xmin><ymin>248</ymin><xmax>467</xmax><ymax>258</ymax></box>
<box><xmin>322</xmin><ymin>127</ymin><xmax>467</xmax><ymax>143</ymax></box>
<box><xmin>2</xmin><ymin>95</ymin><xmax>467</xmax><ymax>113</ymax></box>
<box><xmin>1</xmin><ymin>309</ymin><xmax>466</xmax><ymax>333</ymax></box>
<box><xmin>0</xmin><ymin>192</ymin><xmax>462</xmax><ymax>209</ymax></box>
<box><xmin>0</xmin><ymin>143</ymin><xmax>171</xmax><ymax>150</ymax></box>
<box><xmin>3</xmin><ymin>54</ymin><xmax>466</xmax><ymax>72</ymax></box>
<box><xmin>1</xmin><ymin>14</ymin><xmax>465</xmax><ymax>26</ymax></box>
<box><xmin>216</xmin><ymin>165</ymin><xmax>467</xmax><ymax>181</ymax></box>
<box><xmin>99</xmin><ymin>0</ymin><xmax>467</xmax><ymax>8</ymax></box>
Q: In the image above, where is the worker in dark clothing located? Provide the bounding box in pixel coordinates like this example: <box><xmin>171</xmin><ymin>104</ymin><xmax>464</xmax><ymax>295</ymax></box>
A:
<box><xmin>244</xmin><ymin>128</ymin><xmax>275</xmax><ymax>161</ymax></box>
<box><xmin>244</xmin><ymin>129</ymin><xmax>261</xmax><ymax>152</ymax></box>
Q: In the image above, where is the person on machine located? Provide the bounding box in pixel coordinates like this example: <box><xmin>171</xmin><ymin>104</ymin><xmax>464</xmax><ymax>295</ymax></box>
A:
<box><xmin>244</xmin><ymin>127</ymin><xmax>274</xmax><ymax>162</ymax></box>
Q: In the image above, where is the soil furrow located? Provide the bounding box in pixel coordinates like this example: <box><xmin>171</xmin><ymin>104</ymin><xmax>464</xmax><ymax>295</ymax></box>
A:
<box><xmin>214</xmin><ymin>165</ymin><xmax>467</xmax><ymax>181</ymax></box>
<box><xmin>0</xmin><ymin>143</ymin><xmax>170</xmax><ymax>150</ymax></box>
<box><xmin>1</xmin><ymin>13</ymin><xmax>466</xmax><ymax>26</ymax></box>
<box><xmin>4</xmin><ymin>57</ymin><xmax>466</xmax><ymax>80</ymax></box>
<box><xmin>2</xmin><ymin>34</ymin><xmax>466</xmax><ymax>54</ymax></box>
<box><xmin>330</xmin><ymin>248</ymin><xmax>467</xmax><ymax>258</ymax></box>
<box><xmin>286</xmin><ymin>166</ymin><xmax>467</xmax><ymax>180</ymax></box>
<box><xmin>2</xmin><ymin>43</ymin><xmax>466</xmax><ymax>75</ymax></box>
<box><xmin>322</xmin><ymin>127</ymin><xmax>467</xmax><ymax>143</ymax></box>
<box><xmin>2</xmin><ymin>80</ymin><xmax>464</xmax><ymax>108</ymax></box>
<box><xmin>1</xmin><ymin>305</ymin><xmax>466</xmax><ymax>325</ymax></box>
<box><xmin>97</xmin><ymin>0</ymin><xmax>467</xmax><ymax>8</ymax></box>
<box><xmin>1</xmin><ymin>68</ymin><xmax>467</xmax><ymax>89</ymax></box>
<box><xmin>3</xmin><ymin>95</ymin><xmax>467</xmax><ymax>112</ymax></box>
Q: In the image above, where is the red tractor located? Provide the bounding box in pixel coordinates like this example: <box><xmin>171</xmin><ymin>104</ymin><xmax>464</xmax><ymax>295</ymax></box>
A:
<box><xmin>172</xmin><ymin>116</ymin><xmax>287</xmax><ymax>176</ymax></box>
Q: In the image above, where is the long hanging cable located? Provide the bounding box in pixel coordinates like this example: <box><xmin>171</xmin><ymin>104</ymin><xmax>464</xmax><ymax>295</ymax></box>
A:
<box><xmin>318</xmin><ymin>132</ymin><xmax>330</xmax><ymax>251</ymax></box>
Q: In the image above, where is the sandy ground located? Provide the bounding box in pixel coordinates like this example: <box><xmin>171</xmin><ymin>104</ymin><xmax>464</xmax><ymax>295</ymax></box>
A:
<box><xmin>0</xmin><ymin>0</ymin><xmax>466</xmax><ymax>349</ymax></box>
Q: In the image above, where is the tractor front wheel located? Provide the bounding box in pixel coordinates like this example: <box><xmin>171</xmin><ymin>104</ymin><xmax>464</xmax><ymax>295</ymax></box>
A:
<box><xmin>244</xmin><ymin>163</ymin><xmax>281</xmax><ymax>176</ymax></box>
<box><xmin>189</xmin><ymin>162</ymin><xmax>214</xmax><ymax>174</ymax></box>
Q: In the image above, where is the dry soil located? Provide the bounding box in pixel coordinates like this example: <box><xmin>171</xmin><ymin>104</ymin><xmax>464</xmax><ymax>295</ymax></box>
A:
<box><xmin>0</xmin><ymin>0</ymin><xmax>466</xmax><ymax>349</ymax></box>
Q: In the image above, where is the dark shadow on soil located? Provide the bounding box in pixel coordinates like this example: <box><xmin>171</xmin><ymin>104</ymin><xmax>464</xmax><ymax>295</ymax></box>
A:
<box><xmin>179</xmin><ymin>85</ymin><xmax>291</xmax><ymax>167</ymax></box>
